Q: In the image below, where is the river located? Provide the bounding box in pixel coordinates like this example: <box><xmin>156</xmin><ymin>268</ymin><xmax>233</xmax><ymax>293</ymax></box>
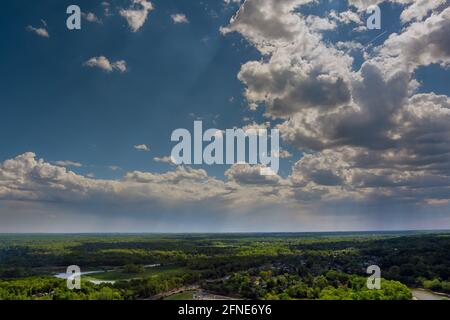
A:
<box><xmin>53</xmin><ymin>264</ymin><xmax>161</xmax><ymax>285</ymax></box>
<box><xmin>53</xmin><ymin>270</ymin><xmax>115</xmax><ymax>284</ymax></box>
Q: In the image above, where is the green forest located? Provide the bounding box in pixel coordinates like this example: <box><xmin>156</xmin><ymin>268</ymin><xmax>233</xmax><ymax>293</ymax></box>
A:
<box><xmin>0</xmin><ymin>231</ymin><xmax>449</xmax><ymax>300</ymax></box>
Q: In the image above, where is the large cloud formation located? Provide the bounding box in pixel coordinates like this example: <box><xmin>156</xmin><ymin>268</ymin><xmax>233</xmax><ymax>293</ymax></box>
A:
<box><xmin>222</xmin><ymin>0</ymin><xmax>450</xmax><ymax>212</ymax></box>
<box><xmin>221</xmin><ymin>0</ymin><xmax>354</xmax><ymax>118</ymax></box>
<box><xmin>0</xmin><ymin>153</ymin><xmax>293</xmax><ymax>212</ymax></box>
<box><xmin>2</xmin><ymin>0</ymin><xmax>450</xmax><ymax>231</ymax></box>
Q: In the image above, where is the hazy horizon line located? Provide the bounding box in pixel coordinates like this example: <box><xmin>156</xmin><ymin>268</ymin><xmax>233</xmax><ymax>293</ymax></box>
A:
<box><xmin>1</xmin><ymin>229</ymin><xmax>449</xmax><ymax>235</ymax></box>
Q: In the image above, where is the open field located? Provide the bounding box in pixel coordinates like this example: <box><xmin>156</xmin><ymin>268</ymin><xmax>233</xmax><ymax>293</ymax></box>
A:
<box><xmin>84</xmin><ymin>266</ymin><xmax>186</xmax><ymax>282</ymax></box>
<box><xmin>163</xmin><ymin>290</ymin><xmax>196</xmax><ymax>300</ymax></box>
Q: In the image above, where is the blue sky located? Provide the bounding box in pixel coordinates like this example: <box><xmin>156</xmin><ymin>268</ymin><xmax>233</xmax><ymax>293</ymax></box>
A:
<box><xmin>0</xmin><ymin>0</ymin><xmax>450</xmax><ymax>232</ymax></box>
<box><xmin>0</xmin><ymin>0</ymin><xmax>268</xmax><ymax>179</ymax></box>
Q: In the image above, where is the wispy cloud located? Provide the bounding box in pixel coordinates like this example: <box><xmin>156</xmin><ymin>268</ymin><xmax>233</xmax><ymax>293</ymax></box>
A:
<box><xmin>154</xmin><ymin>156</ymin><xmax>175</xmax><ymax>164</ymax></box>
<box><xmin>82</xmin><ymin>12</ymin><xmax>101</xmax><ymax>24</ymax></box>
<box><xmin>53</xmin><ymin>160</ymin><xmax>83</xmax><ymax>168</ymax></box>
<box><xmin>102</xmin><ymin>2</ymin><xmax>113</xmax><ymax>17</ymax></box>
<box><xmin>134</xmin><ymin>144</ymin><xmax>150</xmax><ymax>152</ymax></box>
<box><xmin>26</xmin><ymin>25</ymin><xmax>49</xmax><ymax>38</ymax></box>
<box><xmin>171</xmin><ymin>13</ymin><xmax>189</xmax><ymax>24</ymax></box>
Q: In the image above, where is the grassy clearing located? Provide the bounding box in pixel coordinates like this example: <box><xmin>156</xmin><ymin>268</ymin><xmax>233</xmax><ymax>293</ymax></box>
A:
<box><xmin>163</xmin><ymin>290</ymin><xmax>196</xmax><ymax>300</ymax></box>
<box><xmin>84</xmin><ymin>265</ymin><xmax>186</xmax><ymax>281</ymax></box>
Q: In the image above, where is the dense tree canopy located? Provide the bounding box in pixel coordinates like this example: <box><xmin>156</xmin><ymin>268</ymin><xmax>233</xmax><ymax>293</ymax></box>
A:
<box><xmin>0</xmin><ymin>232</ymin><xmax>448</xmax><ymax>300</ymax></box>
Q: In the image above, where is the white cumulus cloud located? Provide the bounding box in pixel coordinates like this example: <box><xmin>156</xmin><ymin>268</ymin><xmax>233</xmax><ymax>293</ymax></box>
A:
<box><xmin>120</xmin><ymin>0</ymin><xmax>154</xmax><ymax>32</ymax></box>
<box><xmin>171</xmin><ymin>13</ymin><xmax>189</xmax><ymax>24</ymax></box>
<box><xmin>83</xmin><ymin>56</ymin><xmax>127</xmax><ymax>73</ymax></box>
